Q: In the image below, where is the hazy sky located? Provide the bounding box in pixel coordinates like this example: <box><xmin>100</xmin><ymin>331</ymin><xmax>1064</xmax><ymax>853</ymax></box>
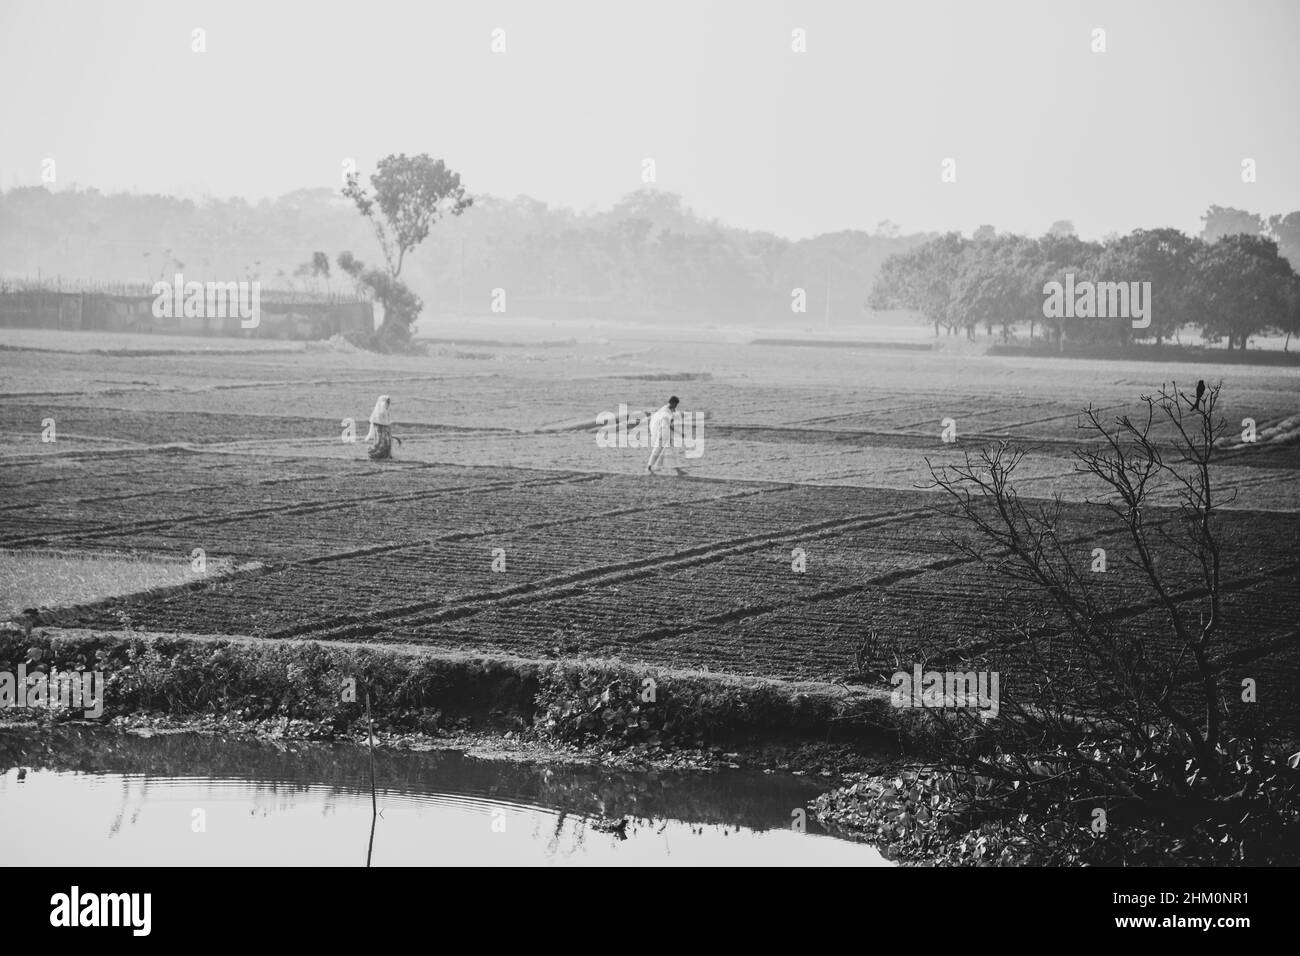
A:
<box><xmin>2</xmin><ymin>0</ymin><xmax>1297</xmax><ymax>240</ymax></box>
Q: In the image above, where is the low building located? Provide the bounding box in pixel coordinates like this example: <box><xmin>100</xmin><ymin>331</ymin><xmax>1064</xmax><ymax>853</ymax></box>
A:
<box><xmin>0</xmin><ymin>285</ymin><xmax>374</xmax><ymax>339</ymax></box>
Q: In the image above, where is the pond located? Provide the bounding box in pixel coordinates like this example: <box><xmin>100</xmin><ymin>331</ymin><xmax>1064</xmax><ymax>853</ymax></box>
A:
<box><xmin>0</xmin><ymin>726</ymin><xmax>890</xmax><ymax>866</ymax></box>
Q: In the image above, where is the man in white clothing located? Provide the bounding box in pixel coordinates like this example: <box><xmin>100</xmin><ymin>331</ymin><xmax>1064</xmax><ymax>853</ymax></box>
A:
<box><xmin>645</xmin><ymin>395</ymin><xmax>682</xmax><ymax>475</ymax></box>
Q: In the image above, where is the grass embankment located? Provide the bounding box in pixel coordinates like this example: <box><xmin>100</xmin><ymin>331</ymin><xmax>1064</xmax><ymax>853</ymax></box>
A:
<box><xmin>17</xmin><ymin>629</ymin><xmax>1287</xmax><ymax>865</ymax></box>
<box><xmin>0</xmin><ymin>629</ymin><xmax>909</xmax><ymax>756</ymax></box>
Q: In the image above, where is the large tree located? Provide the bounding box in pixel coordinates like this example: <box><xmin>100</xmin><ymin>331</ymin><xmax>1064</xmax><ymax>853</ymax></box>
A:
<box><xmin>1266</xmin><ymin>211</ymin><xmax>1300</xmax><ymax>272</ymax></box>
<box><xmin>869</xmin><ymin>232</ymin><xmax>968</xmax><ymax>336</ymax></box>
<box><xmin>948</xmin><ymin>234</ymin><xmax>1039</xmax><ymax>341</ymax></box>
<box><xmin>1192</xmin><ymin>234</ymin><xmax>1298</xmax><ymax>349</ymax></box>
<box><xmin>1093</xmin><ymin>228</ymin><xmax>1202</xmax><ymax>345</ymax></box>
<box><xmin>1033</xmin><ymin>233</ymin><xmax>1104</xmax><ymax>350</ymax></box>
<box><xmin>342</xmin><ymin>153</ymin><xmax>472</xmax><ymax>344</ymax></box>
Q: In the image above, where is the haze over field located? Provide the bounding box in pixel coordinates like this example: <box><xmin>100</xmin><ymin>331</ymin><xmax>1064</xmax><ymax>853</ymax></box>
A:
<box><xmin>2</xmin><ymin>0</ymin><xmax>1298</xmax><ymax>241</ymax></box>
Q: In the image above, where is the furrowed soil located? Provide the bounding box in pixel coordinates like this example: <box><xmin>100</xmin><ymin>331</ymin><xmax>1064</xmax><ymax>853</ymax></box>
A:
<box><xmin>2</xmin><ymin>319</ymin><xmax>1298</xmax><ymax>738</ymax></box>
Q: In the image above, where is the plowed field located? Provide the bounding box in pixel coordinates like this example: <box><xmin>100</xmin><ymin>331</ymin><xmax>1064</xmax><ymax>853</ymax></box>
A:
<box><xmin>3</xmin><ymin>323</ymin><xmax>1298</xmax><ymax>731</ymax></box>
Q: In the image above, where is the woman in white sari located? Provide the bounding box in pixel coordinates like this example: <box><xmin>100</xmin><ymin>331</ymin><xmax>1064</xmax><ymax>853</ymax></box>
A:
<box><xmin>365</xmin><ymin>395</ymin><xmax>401</xmax><ymax>460</ymax></box>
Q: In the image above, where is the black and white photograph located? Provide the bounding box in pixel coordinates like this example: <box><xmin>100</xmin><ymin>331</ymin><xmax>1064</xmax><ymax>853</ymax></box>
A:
<box><xmin>0</xmin><ymin>0</ymin><xmax>1296</xmax><ymax>919</ymax></box>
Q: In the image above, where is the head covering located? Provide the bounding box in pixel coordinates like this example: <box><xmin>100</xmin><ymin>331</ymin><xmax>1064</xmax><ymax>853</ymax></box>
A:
<box><xmin>369</xmin><ymin>395</ymin><xmax>391</xmax><ymax>426</ymax></box>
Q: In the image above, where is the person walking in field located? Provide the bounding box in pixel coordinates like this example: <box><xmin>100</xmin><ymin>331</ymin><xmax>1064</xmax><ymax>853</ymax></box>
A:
<box><xmin>646</xmin><ymin>395</ymin><xmax>683</xmax><ymax>475</ymax></box>
<box><xmin>365</xmin><ymin>394</ymin><xmax>402</xmax><ymax>460</ymax></box>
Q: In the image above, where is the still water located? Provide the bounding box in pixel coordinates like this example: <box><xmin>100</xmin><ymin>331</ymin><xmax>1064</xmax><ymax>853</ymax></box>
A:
<box><xmin>0</xmin><ymin>727</ymin><xmax>890</xmax><ymax>866</ymax></box>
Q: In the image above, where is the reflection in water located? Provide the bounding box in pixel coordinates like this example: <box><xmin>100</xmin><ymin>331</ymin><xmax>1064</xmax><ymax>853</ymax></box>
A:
<box><xmin>366</xmin><ymin>690</ymin><xmax>378</xmax><ymax>869</ymax></box>
<box><xmin>0</xmin><ymin>726</ymin><xmax>890</xmax><ymax>866</ymax></box>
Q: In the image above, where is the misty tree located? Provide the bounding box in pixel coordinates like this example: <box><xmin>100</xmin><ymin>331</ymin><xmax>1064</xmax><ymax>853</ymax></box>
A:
<box><xmin>1285</xmin><ymin>276</ymin><xmax>1300</xmax><ymax>351</ymax></box>
<box><xmin>871</xmin><ymin>225</ymin><xmax>1300</xmax><ymax>353</ymax></box>
<box><xmin>345</xmin><ymin>153</ymin><xmax>472</xmax><ymax>278</ymax></box>
<box><xmin>342</xmin><ymin>153</ymin><xmax>472</xmax><ymax>346</ymax></box>
<box><xmin>1266</xmin><ymin>211</ymin><xmax>1300</xmax><ymax>273</ymax></box>
<box><xmin>1046</xmin><ymin>220</ymin><xmax>1076</xmax><ymax>238</ymax></box>
<box><xmin>869</xmin><ymin>232</ymin><xmax>968</xmax><ymax>336</ymax></box>
<box><xmin>1093</xmin><ymin>228</ymin><xmax>1202</xmax><ymax>345</ymax></box>
<box><xmin>1199</xmin><ymin>204</ymin><xmax>1263</xmax><ymax>244</ymax></box>
<box><xmin>336</xmin><ymin>250</ymin><xmax>423</xmax><ymax>352</ymax></box>
<box><xmin>1032</xmin><ymin>233</ymin><xmax>1103</xmax><ymax>350</ymax></box>
<box><xmin>1192</xmin><ymin>234</ymin><xmax>1298</xmax><ymax>350</ymax></box>
<box><xmin>293</xmin><ymin>250</ymin><xmax>332</xmax><ymax>295</ymax></box>
<box><xmin>948</xmin><ymin>235</ymin><xmax>1039</xmax><ymax>342</ymax></box>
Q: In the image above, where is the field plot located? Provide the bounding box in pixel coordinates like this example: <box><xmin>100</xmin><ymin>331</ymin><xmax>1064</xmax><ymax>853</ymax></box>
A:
<box><xmin>0</xmin><ymin>550</ymin><xmax>215</xmax><ymax>617</ymax></box>
<box><xmin>2</xmin><ymin>327</ymin><xmax>1298</xmax><ymax>733</ymax></box>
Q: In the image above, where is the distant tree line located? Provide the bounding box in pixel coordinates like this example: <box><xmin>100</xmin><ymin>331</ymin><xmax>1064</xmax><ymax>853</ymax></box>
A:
<box><xmin>2</xmin><ymin>186</ymin><xmax>1297</xmax><ymax>341</ymax></box>
<box><xmin>0</xmin><ymin>185</ymin><xmax>929</xmax><ymax>325</ymax></box>
<box><xmin>871</xmin><ymin>208</ymin><xmax>1300</xmax><ymax>351</ymax></box>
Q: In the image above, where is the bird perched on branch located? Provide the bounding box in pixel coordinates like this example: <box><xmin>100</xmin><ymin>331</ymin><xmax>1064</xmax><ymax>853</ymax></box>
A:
<box><xmin>1191</xmin><ymin>380</ymin><xmax>1206</xmax><ymax>411</ymax></box>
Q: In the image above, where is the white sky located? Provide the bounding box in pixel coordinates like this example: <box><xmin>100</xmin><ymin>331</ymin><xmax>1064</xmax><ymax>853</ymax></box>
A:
<box><xmin>1</xmin><ymin>0</ymin><xmax>1297</xmax><ymax>239</ymax></box>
